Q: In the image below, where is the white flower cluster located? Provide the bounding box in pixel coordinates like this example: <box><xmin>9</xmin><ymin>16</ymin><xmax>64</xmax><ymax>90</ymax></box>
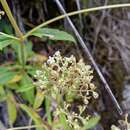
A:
<box><xmin>34</xmin><ymin>51</ymin><xmax>99</xmax><ymax>129</ymax></box>
<box><xmin>35</xmin><ymin>51</ymin><xmax>98</xmax><ymax>103</ymax></box>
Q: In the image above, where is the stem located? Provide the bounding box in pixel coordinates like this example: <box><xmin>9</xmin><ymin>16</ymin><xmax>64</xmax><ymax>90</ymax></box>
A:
<box><xmin>0</xmin><ymin>0</ymin><xmax>23</xmax><ymax>38</ymax></box>
<box><xmin>0</xmin><ymin>32</ymin><xmax>19</xmax><ymax>40</ymax></box>
<box><xmin>24</xmin><ymin>3</ymin><xmax>130</xmax><ymax>39</ymax></box>
<box><xmin>0</xmin><ymin>0</ymin><xmax>25</xmax><ymax>68</ymax></box>
<box><xmin>7</xmin><ymin>124</ymin><xmax>49</xmax><ymax>130</ymax></box>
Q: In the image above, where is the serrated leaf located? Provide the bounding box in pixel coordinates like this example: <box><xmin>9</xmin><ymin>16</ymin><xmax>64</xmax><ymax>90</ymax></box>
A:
<box><xmin>83</xmin><ymin>116</ymin><xmax>100</xmax><ymax>130</ymax></box>
<box><xmin>20</xmin><ymin>104</ymin><xmax>45</xmax><ymax>130</ymax></box>
<box><xmin>31</xmin><ymin>28</ymin><xmax>76</xmax><ymax>43</ymax></box>
<box><xmin>7</xmin><ymin>91</ymin><xmax>17</xmax><ymax>125</ymax></box>
<box><xmin>33</xmin><ymin>89</ymin><xmax>45</xmax><ymax>109</ymax></box>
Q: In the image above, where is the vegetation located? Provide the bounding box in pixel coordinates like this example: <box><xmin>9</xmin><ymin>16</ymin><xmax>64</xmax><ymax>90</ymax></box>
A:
<box><xmin>0</xmin><ymin>0</ymin><xmax>130</xmax><ymax>130</ymax></box>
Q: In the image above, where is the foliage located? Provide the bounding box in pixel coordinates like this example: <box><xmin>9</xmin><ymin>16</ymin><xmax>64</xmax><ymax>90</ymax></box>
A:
<box><xmin>0</xmin><ymin>0</ymin><xmax>77</xmax><ymax>129</ymax></box>
<box><xmin>0</xmin><ymin>0</ymin><xmax>100</xmax><ymax>129</ymax></box>
<box><xmin>1</xmin><ymin>0</ymin><xmax>129</xmax><ymax>129</ymax></box>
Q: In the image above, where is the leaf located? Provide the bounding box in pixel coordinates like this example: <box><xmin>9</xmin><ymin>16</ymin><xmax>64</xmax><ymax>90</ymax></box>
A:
<box><xmin>83</xmin><ymin>116</ymin><xmax>100</xmax><ymax>130</ymax></box>
<box><xmin>11</xmin><ymin>41</ymin><xmax>34</xmax><ymax>65</ymax></box>
<box><xmin>0</xmin><ymin>33</ymin><xmax>19</xmax><ymax>50</ymax></box>
<box><xmin>45</xmin><ymin>97</ymin><xmax>52</xmax><ymax>124</ymax></box>
<box><xmin>8</xmin><ymin>75</ymin><xmax>22</xmax><ymax>84</ymax></box>
<box><xmin>0</xmin><ymin>86</ymin><xmax>6</xmax><ymax>102</ymax></box>
<box><xmin>7</xmin><ymin>91</ymin><xmax>17</xmax><ymax>125</ymax></box>
<box><xmin>20</xmin><ymin>104</ymin><xmax>46</xmax><ymax>130</ymax></box>
<box><xmin>0</xmin><ymin>67</ymin><xmax>9</xmax><ymax>73</ymax></box>
<box><xmin>59</xmin><ymin>112</ymin><xmax>71</xmax><ymax>130</ymax></box>
<box><xmin>17</xmin><ymin>43</ymin><xmax>27</xmax><ymax>65</ymax></box>
<box><xmin>16</xmin><ymin>85</ymin><xmax>35</xmax><ymax>93</ymax></box>
<box><xmin>33</xmin><ymin>89</ymin><xmax>45</xmax><ymax>109</ymax></box>
<box><xmin>0</xmin><ymin>71</ymin><xmax>17</xmax><ymax>85</ymax></box>
<box><xmin>18</xmin><ymin>74</ymin><xmax>35</xmax><ymax>105</ymax></box>
<box><xmin>6</xmin><ymin>83</ymin><xmax>19</xmax><ymax>90</ymax></box>
<box><xmin>25</xmin><ymin>41</ymin><xmax>34</xmax><ymax>58</ymax></box>
<box><xmin>31</xmin><ymin>28</ymin><xmax>76</xmax><ymax>43</ymax></box>
<box><xmin>0</xmin><ymin>20</ymin><xmax>13</xmax><ymax>34</ymax></box>
<box><xmin>27</xmin><ymin>67</ymin><xmax>38</xmax><ymax>77</ymax></box>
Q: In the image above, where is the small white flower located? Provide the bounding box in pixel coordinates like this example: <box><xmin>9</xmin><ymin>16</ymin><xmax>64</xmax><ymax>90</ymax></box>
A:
<box><xmin>47</xmin><ymin>56</ymin><xmax>55</xmax><ymax>64</ymax></box>
<box><xmin>92</xmin><ymin>92</ymin><xmax>99</xmax><ymax>99</ymax></box>
<box><xmin>84</xmin><ymin>98</ymin><xmax>89</xmax><ymax>105</ymax></box>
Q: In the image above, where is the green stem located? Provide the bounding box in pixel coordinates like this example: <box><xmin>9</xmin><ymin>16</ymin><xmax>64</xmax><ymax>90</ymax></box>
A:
<box><xmin>7</xmin><ymin>124</ymin><xmax>48</xmax><ymax>130</ymax></box>
<box><xmin>0</xmin><ymin>0</ymin><xmax>25</xmax><ymax>68</ymax></box>
<box><xmin>0</xmin><ymin>32</ymin><xmax>19</xmax><ymax>40</ymax></box>
<box><xmin>0</xmin><ymin>0</ymin><xmax>23</xmax><ymax>38</ymax></box>
<box><xmin>24</xmin><ymin>3</ymin><xmax>130</xmax><ymax>39</ymax></box>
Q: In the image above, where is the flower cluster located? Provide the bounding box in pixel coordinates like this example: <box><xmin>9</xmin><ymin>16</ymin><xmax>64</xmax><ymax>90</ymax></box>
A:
<box><xmin>35</xmin><ymin>51</ymin><xmax>98</xmax><ymax>103</ymax></box>
<box><xmin>34</xmin><ymin>51</ymin><xmax>99</xmax><ymax>129</ymax></box>
<box><xmin>111</xmin><ymin>114</ymin><xmax>130</xmax><ymax>130</ymax></box>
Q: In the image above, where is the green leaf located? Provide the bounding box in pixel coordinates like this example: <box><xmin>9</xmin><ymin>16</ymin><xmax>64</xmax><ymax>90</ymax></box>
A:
<box><xmin>83</xmin><ymin>116</ymin><xmax>100</xmax><ymax>130</ymax></box>
<box><xmin>7</xmin><ymin>91</ymin><xmax>17</xmax><ymax>125</ymax></box>
<box><xmin>0</xmin><ymin>33</ymin><xmax>19</xmax><ymax>50</ymax></box>
<box><xmin>0</xmin><ymin>86</ymin><xmax>6</xmax><ymax>102</ymax></box>
<box><xmin>0</xmin><ymin>67</ymin><xmax>9</xmax><ymax>73</ymax></box>
<box><xmin>45</xmin><ymin>97</ymin><xmax>52</xmax><ymax>125</ymax></box>
<box><xmin>0</xmin><ymin>20</ymin><xmax>13</xmax><ymax>34</ymax></box>
<box><xmin>0</xmin><ymin>71</ymin><xmax>17</xmax><ymax>85</ymax></box>
<box><xmin>59</xmin><ymin>112</ymin><xmax>72</xmax><ymax>130</ymax></box>
<box><xmin>20</xmin><ymin>104</ymin><xmax>46</xmax><ymax>130</ymax></box>
<box><xmin>25</xmin><ymin>41</ymin><xmax>34</xmax><ymax>58</ymax></box>
<box><xmin>16</xmin><ymin>85</ymin><xmax>35</xmax><ymax>93</ymax></box>
<box><xmin>18</xmin><ymin>74</ymin><xmax>35</xmax><ymax>105</ymax></box>
<box><xmin>33</xmin><ymin>89</ymin><xmax>45</xmax><ymax>109</ymax></box>
<box><xmin>17</xmin><ymin>43</ymin><xmax>27</xmax><ymax>65</ymax></box>
<box><xmin>11</xmin><ymin>41</ymin><xmax>34</xmax><ymax>65</ymax></box>
<box><xmin>31</xmin><ymin>28</ymin><xmax>76</xmax><ymax>43</ymax></box>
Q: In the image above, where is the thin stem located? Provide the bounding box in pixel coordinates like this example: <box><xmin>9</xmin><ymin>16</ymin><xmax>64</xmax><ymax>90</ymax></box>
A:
<box><xmin>0</xmin><ymin>0</ymin><xmax>23</xmax><ymax>38</ymax></box>
<box><xmin>0</xmin><ymin>0</ymin><xmax>26</xmax><ymax>68</ymax></box>
<box><xmin>6</xmin><ymin>124</ymin><xmax>48</xmax><ymax>130</ymax></box>
<box><xmin>24</xmin><ymin>3</ymin><xmax>130</xmax><ymax>39</ymax></box>
<box><xmin>0</xmin><ymin>32</ymin><xmax>19</xmax><ymax>40</ymax></box>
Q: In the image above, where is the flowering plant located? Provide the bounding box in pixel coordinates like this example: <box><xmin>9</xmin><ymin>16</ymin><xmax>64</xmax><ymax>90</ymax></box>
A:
<box><xmin>34</xmin><ymin>51</ymin><xmax>99</xmax><ymax>130</ymax></box>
